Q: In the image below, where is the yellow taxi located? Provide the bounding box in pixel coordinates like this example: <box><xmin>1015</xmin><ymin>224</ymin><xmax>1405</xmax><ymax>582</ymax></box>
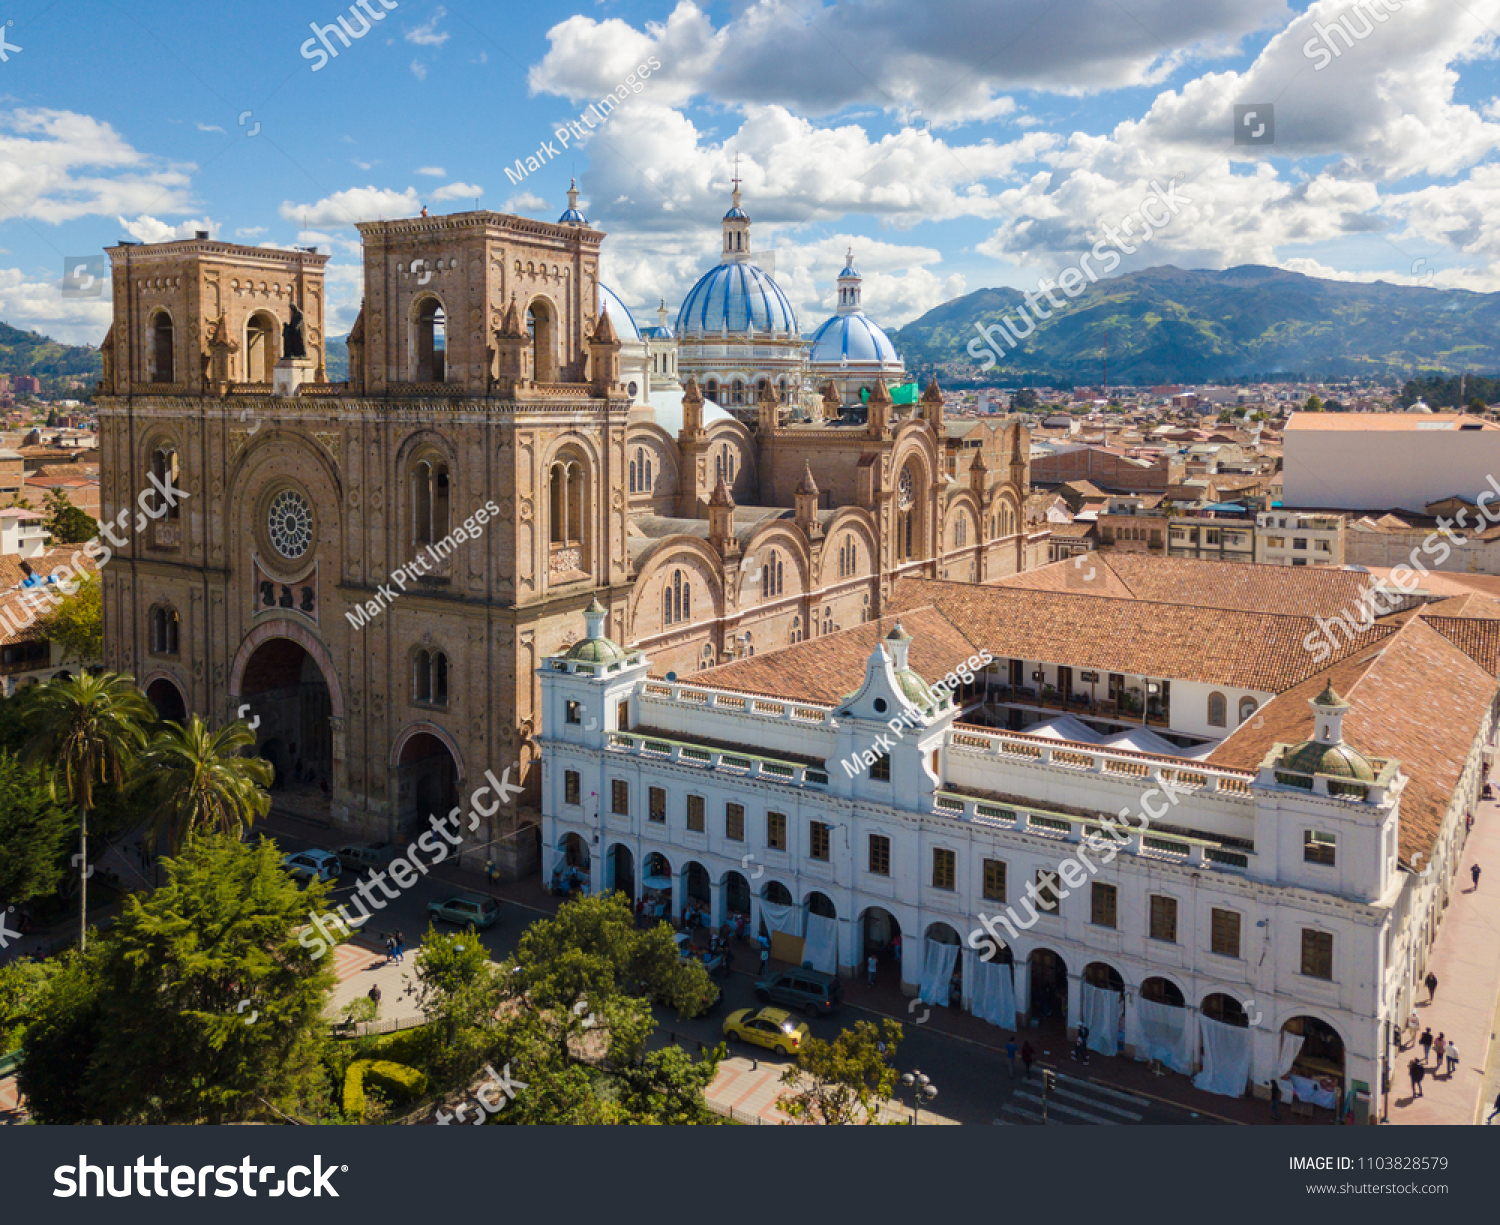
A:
<box><xmin>722</xmin><ymin>1006</ymin><xmax>809</xmax><ymax>1057</ymax></box>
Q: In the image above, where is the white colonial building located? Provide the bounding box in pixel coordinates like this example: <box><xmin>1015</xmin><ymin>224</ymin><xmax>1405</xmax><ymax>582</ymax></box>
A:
<box><xmin>540</xmin><ymin>557</ymin><xmax>1500</xmax><ymax>1120</ymax></box>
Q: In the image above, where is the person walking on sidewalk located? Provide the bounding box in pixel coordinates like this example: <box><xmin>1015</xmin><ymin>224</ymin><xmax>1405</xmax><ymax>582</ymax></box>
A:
<box><xmin>1444</xmin><ymin>1039</ymin><xmax>1459</xmax><ymax>1077</ymax></box>
<box><xmin>383</xmin><ymin>933</ymin><xmax>396</xmax><ymax>965</ymax></box>
<box><xmin>1005</xmin><ymin>1037</ymin><xmax>1019</xmax><ymax>1079</ymax></box>
<box><xmin>394</xmin><ymin>930</ymin><xmax>405</xmax><ymax>964</ymax></box>
<box><xmin>867</xmin><ymin>954</ymin><xmax>877</xmax><ymax>987</ymax></box>
<box><xmin>759</xmin><ymin>945</ymin><xmax>769</xmax><ymax>977</ymax></box>
<box><xmin>1270</xmin><ymin>1078</ymin><xmax>1282</xmax><ymax>1121</ymax></box>
<box><xmin>1420</xmin><ymin>1027</ymin><xmax>1434</xmax><ymax>1064</ymax></box>
<box><xmin>367</xmin><ymin>983</ymin><xmax>382</xmax><ymax>1015</ymax></box>
<box><xmin>1409</xmin><ymin>1058</ymin><xmax>1425</xmax><ymax>1098</ymax></box>
<box><xmin>1472</xmin><ymin>863</ymin><xmax>1482</xmax><ymax>891</ymax></box>
<box><xmin>1425</xmin><ymin>971</ymin><xmax>1439</xmax><ymax>1003</ymax></box>
<box><xmin>1021</xmin><ymin>1041</ymin><xmax>1035</xmax><ymax>1080</ymax></box>
<box><xmin>1433</xmin><ymin>1032</ymin><xmax>1447</xmax><ymax>1070</ymax></box>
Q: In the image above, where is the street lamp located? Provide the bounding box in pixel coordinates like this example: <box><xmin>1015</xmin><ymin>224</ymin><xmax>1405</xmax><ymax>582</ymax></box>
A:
<box><xmin>901</xmin><ymin>1070</ymin><xmax>938</xmax><ymax>1124</ymax></box>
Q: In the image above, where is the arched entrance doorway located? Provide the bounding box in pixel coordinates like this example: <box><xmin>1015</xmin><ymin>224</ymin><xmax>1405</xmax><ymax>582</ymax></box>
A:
<box><xmin>1281</xmin><ymin>1016</ymin><xmax>1345</xmax><ymax>1106</ymax></box>
<box><xmin>145</xmin><ymin>677</ymin><xmax>186</xmax><ymax>723</ymax></box>
<box><xmin>922</xmin><ymin>921</ymin><xmax>962</xmax><ymax>1007</ymax></box>
<box><xmin>1141</xmin><ymin>976</ymin><xmax>1186</xmax><ymax>1007</ymax></box>
<box><xmin>641</xmin><ymin>851</ymin><xmax>672</xmax><ymax>918</ymax></box>
<box><xmin>721</xmin><ymin>869</ymin><xmax>750</xmax><ymax>932</ymax></box>
<box><xmin>806</xmin><ymin>891</ymin><xmax>836</xmax><ymax>920</ymax></box>
<box><xmin>1084</xmin><ymin>962</ymin><xmax>1124</xmax><ymax>992</ymax></box>
<box><xmin>1028</xmin><ymin>948</ymin><xmax>1068</xmax><ymax>1024</ymax></box>
<box><xmin>559</xmin><ymin>832</ymin><xmax>590</xmax><ymax>870</ymax></box>
<box><xmin>237</xmin><ymin>636</ymin><xmax>334</xmax><ymax>814</ymax></box>
<box><xmin>682</xmin><ymin>860</ymin><xmax>711</xmax><ymax>927</ymax></box>
<box><xmin>607</xmin><ymin>843</ymin><xmax>635</xmax><ymax>901</ymax></box>
<box><xmin>394</xmin><ymin>732</ymin><xmax>459</xmax><ymax>840</ymax></box>
<box><xmin>860</xmin><ymin>905</ymin><xmax>903</xmax><ymax>986</ymax></box>
<box><xmin>1202</xmin><ymin>993</ymin><xmax>1249</xmax><ymax>1027</ymax></box>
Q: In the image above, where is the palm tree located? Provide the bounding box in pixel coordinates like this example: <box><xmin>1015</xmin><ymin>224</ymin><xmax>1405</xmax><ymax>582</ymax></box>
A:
<box><xmin>23</xmin><ymin>672</ymin><xmax>153</xmax><ymax>949</ymax></box>
<box><xmin>133</xmin><ymin>715</ymin><xmax>272</xmax><ymax>852</ymax></box>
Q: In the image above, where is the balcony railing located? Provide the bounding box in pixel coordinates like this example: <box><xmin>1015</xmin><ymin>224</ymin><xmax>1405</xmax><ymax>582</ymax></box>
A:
<box><xmin>605</xmin><ymin>729</ymin><xmax>829</xmax><ymax>789</ymax></box>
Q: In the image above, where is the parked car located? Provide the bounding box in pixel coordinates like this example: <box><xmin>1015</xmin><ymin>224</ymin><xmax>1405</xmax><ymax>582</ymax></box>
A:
<box><xmin>282</xmin><ymin>849</ymin><xmax>341</xmax><ymax>884</ymax></box>
<box><xmin>427</xmin><ymin>895</ymin><xmax>500</xmax><ymax>930</ymax></box>
<box><xmin>753</xmin><ymin>967</ymin><xmax>842</xmax><ymax>1017</ymax></box>
<box><xmin>722</xmin><ymin>1006</ymin><xmax>809</xmax><ymax>1056</ymax></box>
<box><xmin>336</xmin><ymin>842</ymin><xmax>397</xmax><ymax>870</ymax></box>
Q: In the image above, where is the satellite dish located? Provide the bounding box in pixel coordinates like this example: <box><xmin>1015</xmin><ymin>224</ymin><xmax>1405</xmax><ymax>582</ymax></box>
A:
<box><xmin>665</xmin><ymin>671</ymin><xmax>678</xmax><ymax>682</ymax></box>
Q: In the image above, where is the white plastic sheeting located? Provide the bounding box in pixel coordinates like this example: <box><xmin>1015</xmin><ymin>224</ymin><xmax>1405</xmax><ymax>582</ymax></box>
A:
<box><xmin>969</xmin><ymin>958</ymin><xmax>1016</xmax><ymax>1031</ymax></box>
<box><xmin>801</xmin><ymin>913</ymin><xmax>838</xmax><ymax>976</ymax></box>
<box><xmin>1135</xmin><ymin>999</ymin><xmax>1196</xmax><ymax>1073</ymax></box>
<box><xmin>1277</xmin><ymin>1031</ymin><xmax>1305</xmax><ymax>1078</ymax></box>
<box><xmin>1193</xmin><ymin>1016</ymin><xmax>1253</xmax><ymax>1098</ymax></box>
<box><xmin>1079</xmin><ymin>983</ymin><xmax>1123</xmax><ymax>1056</ymax></box>
<box><xmin>759</xmin><ymin>900</ymin><xmax>803</xmax><ymax>938</ymax></box>
<box><xmin>918</xmin><ymin>938</ymin><xmax>959</xmax><ymax>1006</ymax></box>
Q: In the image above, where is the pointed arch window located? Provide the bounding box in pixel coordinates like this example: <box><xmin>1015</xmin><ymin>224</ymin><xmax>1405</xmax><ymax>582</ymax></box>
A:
<box><xmin>413</xmin><ymin>648</ymin><xmax>449</xmax><ymax>706</ymax></box>
<box><xmin>664</xmin><ymin>569</ymin><xmax>691</xmax><ymax>626</ymax></box>
<box><xmin>411</xmin><ymin>457</ymin><xmax>450</xmax><ymax>546</ymax></box>
<box><xmin>150</xmin><ymin>605</ymin><xmax>180</xmax><ymax>656</ymax></box>
<box><xmin>413</xmin><ymin>297</ymin><xmax>446</xmax><ymax>382</ymax></box>
<box><xmin>790</xmin><ymin>616</ymin><xmax>802</xmax><ymax>644</ymax></box>
<box><xmin>149</xmin><ymin>445</ymin><xmax>182</xmax><ymax>523</ymax></box>
<box><xmin>761</xmin><ymin>550</ymin><xmax>784</xmax><ymax>599</ymax></box>
<box><xmin>149</xmin><ymin>311</ymin><xmax>175</xmax><ymax>383</ymax></box>
<box><xmin>548</xmin><ymin>451</ymin><xmax>589</xmax><ymax>573</ymax></box>
<box><xmin>1208</xmin><ymin>691</ymin><xmax>1227</xmax><ymax>728</ymax></box>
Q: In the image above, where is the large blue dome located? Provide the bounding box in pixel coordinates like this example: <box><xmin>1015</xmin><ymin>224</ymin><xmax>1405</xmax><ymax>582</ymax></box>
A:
<box><xmin>676</xmin><ymin>262</ymin><xmax>798</xmax><ymax>337</ymax></box>
<box><xmin>808</xmin><ymin>312</ymin><xmax>900</xmax><ymax>365</ymax></box>
<box><xmin>598</xmin><ymin>285</ymin><xmax>641</xmax><ymax>342</ymax></box>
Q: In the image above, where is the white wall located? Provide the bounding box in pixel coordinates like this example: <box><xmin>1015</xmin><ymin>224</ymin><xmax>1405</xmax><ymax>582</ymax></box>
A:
<box><xmin>1284</xmin><ymin>424</ymin><xmax>1500</xmax><ymax>511</ymax></box>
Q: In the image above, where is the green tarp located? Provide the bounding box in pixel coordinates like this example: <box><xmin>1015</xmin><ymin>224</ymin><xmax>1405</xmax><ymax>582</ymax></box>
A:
<box><xmin>859</xmin><ymin>382</ymin><xmax>920</xmax><ymax>405</ymax></box>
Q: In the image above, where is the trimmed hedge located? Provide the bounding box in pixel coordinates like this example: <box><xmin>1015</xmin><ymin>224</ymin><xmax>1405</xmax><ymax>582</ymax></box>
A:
<box><xmin>343</xmin><ymin>1059</ymin><xmax>429</xmax><ymax>1122</ymax></box>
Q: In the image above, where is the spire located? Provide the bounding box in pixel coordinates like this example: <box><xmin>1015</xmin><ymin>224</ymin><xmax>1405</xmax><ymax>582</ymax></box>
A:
<box><xmin>796</xmin><ymin>462</ymin><xmax>819</xmax><ymax>497</ymax></box>
<box><xmin>1310</xmin><ymin>682</ymin><xmax>1351</xmax><ymax>745</ymax></box>
<box><xmin>884</xmin><ymin>620</ymin><xmax>912</xmax><ymax>671</ymax></box>
<box><xmin>497</xmin><ymin>292</ymin><xmax>524</xmax><ymax>339</ymax></box>
<box><xmin>837</xmin><ymin>247</ymin><xmax>863</xmax><ymax>315</ymax></box>
<box><xmin>868</xmin><ymin>378</ymin><xmax>893</xmax><ymax>407</ymax></box>
<box><xmin>921</xmin><ymin>376</ymin><xmax>943</xmax><ymax>405</ymax></box>
<box><xmin>583</xmin><ymin>596</ymin><xmax>607</xmax><ymax>641</ymax></box>
<box><xmin>722</xmin><ymin>158</ymin><xmax>751</xmax><ymax>263</ymax></box>
<box><xmin>657</xmin><ymin>298</ymin><xmax>670</xmax><ymax>330</ymax></box>
<box><xmin>592</xmin><ymin>304</ymin><xmax>618</xmax><ymax>345</ymax></box>
<box><xmin>709</xmin><ymin>474</ymin><xmax>735</xmax><ymax>508</ymax></box>
<box><xmin>558</xmin><ymin>178</ymin><xmax>587</xmax><ymax>225</ymax></box>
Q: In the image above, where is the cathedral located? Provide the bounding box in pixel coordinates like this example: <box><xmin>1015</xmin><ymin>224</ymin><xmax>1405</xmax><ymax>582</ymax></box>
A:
<box><xmin>94</xmin><ymin>185</ymin><xmax>1040</xmax><ymax>875</ymax></box>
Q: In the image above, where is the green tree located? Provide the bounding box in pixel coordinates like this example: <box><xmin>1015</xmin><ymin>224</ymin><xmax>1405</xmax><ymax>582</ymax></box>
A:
<box><xmin>413</xmin><ymin>926</ymin><xmax>506</xmax><ymax>1076</ymax></box>
<box><xmin>36</xmin><ymin>570</ymin><xmax>102</xmax><ymax>665</ymax></box>
<box><xmin>131</xmin><ymin>714</ymin><xmax>271</xmax><ymax>851</ymax></box>
<box><xmin>0</xmin><ymin>750</ymin><xmax>74</xmax><ymax>904</ymax></box>
<box><xmin>1011</xmin><ymin>388</ymin><xmax>1040</xmax><ymax>411</ymax></box>
<box><xmin>18</xmin><ymin>835</ymin><xmax>338</xmax><ymax>1124</ymax></box>
<box><xmin>22</xmin><ymin>672</ymin><xmax>153</xmax><ymax>949</ymax></box>
<box><xmin>1303</xmin><ymin>394</ymin><xmax>1324</xmax><ymax>412</ymax></box>
<box><xmin>41</xmin><ymin>488</ymin><xmax>97</xmax><ymax>545</ymax></box>
<box><xmin>0</xmin><ymin>957</ymin><xmax>58</xmax><ymax>1051</ymax></box>
<box><xmin>779</xmin><ymin>1017</ymin><xmax>904</xmax><ymax>1124</ymax></box>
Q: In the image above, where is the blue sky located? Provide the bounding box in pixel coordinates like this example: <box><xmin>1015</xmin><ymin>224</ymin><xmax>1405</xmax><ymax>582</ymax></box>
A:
<box><xmin>2</xmin><ymin>0</ymin><xmax>1498</xmax><ymax>345</ymax></box>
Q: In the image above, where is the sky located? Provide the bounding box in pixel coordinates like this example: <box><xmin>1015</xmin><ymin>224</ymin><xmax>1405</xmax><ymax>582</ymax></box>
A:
<box><xmin>1</xmin><ymin>0</ymin><xmax>1498</xmax><ymax>346</ymax></box>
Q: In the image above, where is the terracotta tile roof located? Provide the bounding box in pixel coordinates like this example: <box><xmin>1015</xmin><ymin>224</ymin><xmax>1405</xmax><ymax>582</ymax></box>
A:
<box><xmin>998</xmin><ymin>553</ymin><xmax>1377</xmax><ymax>618</ymax></box>
<box><xmin>890</xmin><ymin>576</ymin><xmax>1395</xmax><ymax>691</ymax></box>
<box><xmin>695</xmin><ymin>607</ymin><xmax>984</xmax><ymax>706</ymax></box>
<box><xmin>1209</xmin><ymin>619</ymin><xmax>1496</xmax><ymax>862</ymax></box>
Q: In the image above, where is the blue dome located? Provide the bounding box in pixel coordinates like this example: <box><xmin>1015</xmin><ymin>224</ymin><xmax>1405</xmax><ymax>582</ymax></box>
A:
<box><xmin>640</xmin><ymin>324</ymin><xmax>674</xmax><ymax>339</ymax></box>
<box><xmin>724</xmin><ymin>206</ymin><xmax>750</xmax><ymax>220</ymax></box>
<box><xmin>676</xmin><ymin>262</ymin><xmax>798</xmax><ymax>336</ymax></box>
<box><xmin>808</xmin><ymin>312</ymin><xmax>900</xmax><ymax>365</ymax></box>
<box><xmin>598</xmin><ymin>285</ymin><xmax>641</xmax><ymax>342</ymax></box>
<box><xmin>558</xmin><ymin>205</ymin><xmax>587</xmax><ymax>223</ymax></box>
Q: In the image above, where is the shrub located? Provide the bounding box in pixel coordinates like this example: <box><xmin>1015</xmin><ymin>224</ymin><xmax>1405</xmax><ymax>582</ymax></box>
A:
<box><xmin>343</xmin><ymin>1059</ymin><xmax>429</xmax><ymax>1122</ymax></box>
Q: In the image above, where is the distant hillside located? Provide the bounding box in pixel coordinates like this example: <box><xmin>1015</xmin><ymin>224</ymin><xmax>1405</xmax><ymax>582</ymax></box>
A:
<box><xmin>0</xmin><ymin>321</ymin><xmax>102</xmax><ymax>392</ymax></box>
<box><xmin>324</xmin><ymin>335</ymin><xmax>348</xmax><ymax>381</ymax></box>
<box><xmin>890</xmin><ymin>265</ymin><xmax>1500</xmax><ymax>385</ymax></box>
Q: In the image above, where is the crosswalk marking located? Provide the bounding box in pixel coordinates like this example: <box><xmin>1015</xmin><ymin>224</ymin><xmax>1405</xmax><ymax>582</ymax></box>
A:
<box><xmin>1040</xmin><ymin>1084</ymin><xmax>1144</xmax><ymax>1121</ymax></box>
<box><xmin>1013</xmin><ymin>1089</ymin><xmax>1121</xmax><ymax>1124</ymax></box>
<box><xmin>1055</xmin><ymin>1072</ymin><xmax>1152</xmax><ymax>1108</ymax></box>
<box><xmin>998</xmin><ymin>1102</ymin><xmax>1065</xmax><ymax>1125</ymax></box>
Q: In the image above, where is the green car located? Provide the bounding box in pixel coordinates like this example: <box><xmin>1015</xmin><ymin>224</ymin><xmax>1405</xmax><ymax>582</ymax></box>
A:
<box><xmin>427</xmin><ymin>896</ymin><xmax>501</xmax><ymax>929</ymax></box>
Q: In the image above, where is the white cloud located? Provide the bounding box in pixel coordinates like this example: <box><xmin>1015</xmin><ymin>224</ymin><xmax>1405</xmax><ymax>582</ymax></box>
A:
<box><xmin>351</xmin><ymin>158</ymin><xmax>378</xmax><ymax>170</ymax></box>
<box><xmin>195</xmin><ymin>122</ymin><xmax>225</xmax><ymax>134</ymax></box>
<box><xmin>0</xmin><ymin>265</ymin><xmax>112</xmax><ymax>346</ymax></box>
<box><xmin>117</xmin><ymin>215</ymin><xmax>218</xmax><ymax>243</ymax></box>
<box><xmin>406</xmin><ymin>7</ymin><xmax>449</xmax><ymax>46</ymax></box>
<box><xmin>278</xmin><ymin>186</ymin><xmax>423</xmax><ymax>228</ymax></box>
<box><xmin>0</xmin><ymin>108</ymin><xmax>195</xmax><ymax>224</ymax></box>
<box><xmin>502</xmin><ymin>191</ymin><xmax>549</xmax><ymax>214</ymax></box>
<box><xmin>411</xmin><ymin>60</ymin><xmax>428</xmax><ymax>81</ymax></box>
<box><xmin>431</xmin><ymin>181</ymin><xmax>483</xmax><ymax>202</ymax></box>
<box><xmin>234</xmin><ymin>225</ymin><xmax>268</xmax><ymax>239</ymax></box>
<box><xmin>415</xmin><ymin>166</ymin><xmax>446</xmax><ymax>177</ymax></box>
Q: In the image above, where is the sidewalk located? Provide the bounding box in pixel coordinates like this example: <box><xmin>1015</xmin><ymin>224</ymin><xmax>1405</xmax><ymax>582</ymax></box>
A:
<box><xmin>1387</xmin><ymin>801</ymin><xmax>1500</xmax><ymax>1125</ymax></box>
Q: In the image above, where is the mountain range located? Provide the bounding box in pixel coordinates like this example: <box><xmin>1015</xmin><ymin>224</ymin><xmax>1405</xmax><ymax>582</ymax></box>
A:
<box><xmin>888</xmin><ymin>264</ymin><xmax>1500</xmax><ymax>386</ymax></box>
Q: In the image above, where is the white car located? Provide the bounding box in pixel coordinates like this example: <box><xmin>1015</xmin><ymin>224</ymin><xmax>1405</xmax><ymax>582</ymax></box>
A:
<box><xmin>283</xmin><ymin>849</ymin><xmax>342</xmax><ymax>883</ymax></box>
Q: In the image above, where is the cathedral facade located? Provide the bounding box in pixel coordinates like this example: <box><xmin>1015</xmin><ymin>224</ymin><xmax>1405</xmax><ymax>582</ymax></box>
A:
<box><xmin>94</xmin><ymin>193</ymin><xmax>1041</xmax><ymax>875</ymax></box>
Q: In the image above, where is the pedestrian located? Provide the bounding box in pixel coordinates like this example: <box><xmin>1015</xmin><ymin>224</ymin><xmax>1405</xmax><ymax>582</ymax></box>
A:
<box><xmin>486</xmin><ymin>858</ymin><xmax>496</xmax><ymax>884</ymax></box>
<box><xmin>1420</xmin><ymin>1027</ymin><xmax>1433</xmax><ymax>1064</ymax></box>
<box><xmin>1005</xmin><ymin>1037</ymin><xmax>1019</xmax><ymax>1079</ymax></box>
<box><xmin>893</xmin><ymin>933</ymin><xmax>902</xmax><ymax>969</ymax></box>
<box><xmin>384</xmin><ymin>933</ymin><xmax>396</xmax><ymax>965</ymax></box>
<box><xmin>1445</xmin><ymin>1039</ymin><xmax>1459</xmax><ymax>1077</ymax></box>
<box><xmin>1488</xmin><ymin>1091</ymin><xmax>1500</xmax><ymax>1123</ymax></box>
<box><xmin>367</xmin><ymin>983</ymin><xmax>382</xmax><ymax>1013</ymax></box>
<box><xmin>1021</xmin><ymin>1041</ymin><xmax>1035</xmax><ymax>1080</ymax></box>
<box><xmin>1409</xmin><ymin>1058</ymin><xmax>1425</xmax><ymax>1097</ymax></box>
<box><xmin>759</xmin><ymin>945</ymin><xmax>769</xmax><ymax>977</ymax></box>
<box><xmin>1425</xmin><ymin>971</ymin><xmax>1439</xmax><ymax>1003</ymax></box>
<box><xmin>867</xmin><ymin>953</ymin><xmax>877</xmax><ymax>986</ymax></box>
<box><xmin>1270</xmin><ymin>1077</ymin><xmax>1281</xmax><ymax>1121</ymax></box>
<box><xmin>1433</xmin><ymin>1032</ymin><xmax>1447</xmax><ymax>1069</ymax></box>
<box><xmin>1472</xmin><ymin>863</ymin><xmax>1482</xmax><ymax>891</ymax></box>
<box><xmin>1073</xmin><ymin>1024</ymin><xmax>1090</xmax><ymax>1063</ymax></box>
<box><xmin>394</xmin><ymin>930</ymin><xmax>405</xmax><ymax>963</ymax></box>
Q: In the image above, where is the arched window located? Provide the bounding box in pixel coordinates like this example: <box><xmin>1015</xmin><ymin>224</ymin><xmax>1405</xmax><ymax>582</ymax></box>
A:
<box><xmin>413</xmin><ymin>297</ymin><xmax>446</xmax><ymax>382</ymax></box>
<box><xmin>629</xmin><ymin>459</ymin><xmax>638</xmax><ymax>494</ymax></box>
<box><xmin>862</xmin><ymin>594</ymin><xmax>871</xmax><ymax>622</ymax></box>
<box><xmin>705</xmin><ymin>379</ymin><xmax>719</xmax><ymax>402</ymax></box>
<box><xmin>413</xmin><ymin>648</ymin><xmax>449</xmax><ymax>706</ymax></box>
<box><xmin>1208</xmin><ymin>691</ymin><xmax>1227</xmax><ymax>728</ymax></box>
<box><xmin>547</xmin><ymin>452</ymin><xmax>587</xmax><ymax>567</ymax></box>
<box><xmin>700</xmin><ymin>643</ymin><xmax>716</xmax><ymax>671</ymax></box>
<box><xmin>245</xmin><ymin>311</ymin><xmax>278</xmax><ymax>382</ymax></box>
<box><xmin>896</xmin><ymin>460</ymin><xmax>921</xmax><ymax>561</ymax></box>
<box><xmin>411</xmin><ymin>458</ymin><xmax>450</xmax><ymax>546</ymax></box>
<box><xmin>149</xmin><ymin>311</ymin><xmax>175</xmax><ymax>383</ymax></box>
<box><xmin>527</xmin><ymin>299</ymin><xmax>557</xmax><ymax>381</ymax></box>
<box><xmin>150</xmin><ymin>605</ymin><xmax>179</xmax><ymax>655</ymax></box>
<box><xmin>790</xmin><ymin>616</ymin><xmax>802</xmax><ymax>644</ymax></box>
<box><xmin>149</xmin><ymin>446</ymin><xmax>182</xmax><ymax>522</ymax></box>
<box><xmin>644</xmin><ymin>457</ymin><xmax>652</xmax><ymax>490</ymax></box>
<box><xmin>823</xmin><ymin>606</ymin><xmax>833</xmax><ymax>635</ymax></box>
<box><xmin>664</xmin><ymin>569</ymin><xmax>691</xmax><ymax>626</ymax></box>
<box><xmin>955</xmin><ymin>516</ymin><xmax>968</xmax><ymax>547</ymax></box>
<box><xmin>1238</xmin><ymin>696</ymin><xmax>1259</xmax><ymax>724</ymax></box>
<box><xmin>761</xmin><ymin>550</ymin><xmax>784</xmax><ymax>599</ymax></box>
<box><xmin>730</xmin><ymin>378</ymin><xmax>745</xmax><ymax>406</ymax></box>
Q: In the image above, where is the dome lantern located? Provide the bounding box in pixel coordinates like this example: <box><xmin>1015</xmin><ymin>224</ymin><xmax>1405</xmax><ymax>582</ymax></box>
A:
<box><xmin>837</xmin><ymin>247</ymin><xmax>862</xmax><ymax>316</ymax></box>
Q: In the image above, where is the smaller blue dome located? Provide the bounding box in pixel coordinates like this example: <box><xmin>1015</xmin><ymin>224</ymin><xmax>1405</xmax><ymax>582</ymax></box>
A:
<box><xmin>724</xmin><ymin>206</ymin><xmax>750</xmax><ymax>221</ymax></box>
<box><xmin>598</xmin><ymin>285</ymin><xmax>641</xmax><ymax>342</ymax></box>
<box><xmin>641</xmin><ymin>324</ymin><xmax>674</xmax><ymax>339</ymax></box>
<box><xmin>839</xmin><ymin>263</ymin><xmax>859</xmax><ymax>278</ymax></box>
<box><xmin>808</xmin><ymin>312</ymin><xmax>900</xmax><ymax>365</ymax></box>
<box><xmin>559</xmin><ymin>205</ymin><xmax>586</xmax><ymax>223</ymax></box>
